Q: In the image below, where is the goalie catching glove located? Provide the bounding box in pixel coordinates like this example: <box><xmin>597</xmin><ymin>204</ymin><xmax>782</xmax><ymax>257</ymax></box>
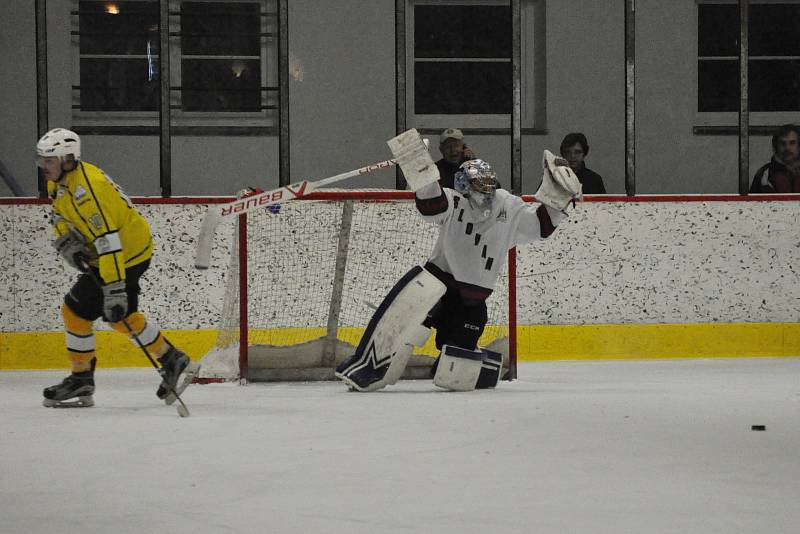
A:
<box><xmin>535</xmin><ymin>149</ymin><xmax>583</xmax><ymax>212</ymax></box>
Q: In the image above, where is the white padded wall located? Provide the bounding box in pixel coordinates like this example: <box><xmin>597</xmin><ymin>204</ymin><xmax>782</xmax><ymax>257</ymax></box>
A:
<box><xmin>2</xmin><ymin>200</ymin><xmax>799</xmax><ymax>333</ymax></box>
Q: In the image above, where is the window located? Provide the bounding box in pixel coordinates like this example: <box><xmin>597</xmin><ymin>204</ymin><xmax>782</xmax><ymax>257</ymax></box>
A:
<box><xmin>406</xmin><ymin>0</ymin><xmax>544</xmax><ymax>130</ymax></box>
<box><xmin>414</xmin><ymin>4</ymin><xmax>511</xmax><ymax>114</ymax></box>
<box><xmin>180</xmin><ymin>2</ymin><xmax>263</xmax><ymax>112</ymax></box>
<box><xmin>72</xmin><ymin>0</ymin><xmax>277</xmax><ymax>127</ymax></box>
<box><xmin>77</xmin><ymin>1</ymin><xmax>160</xmax><ymax>111</ymax></box>
<box><xmin>698</xmin><ymin>2</ymin><xmax>800</xmax><ymax>113</ymax></box>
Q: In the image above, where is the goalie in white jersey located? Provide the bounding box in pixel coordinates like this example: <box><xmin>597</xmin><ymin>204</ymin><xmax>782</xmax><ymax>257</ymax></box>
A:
<box><xmin>337</xmin><ymin>129</ymin><xmax>582</xmax><ymax>392</ymax></box>
<box><xmin>416</xmin><ymin>158</ymin><xmax>566</xmax><ymax>354</ymax></box>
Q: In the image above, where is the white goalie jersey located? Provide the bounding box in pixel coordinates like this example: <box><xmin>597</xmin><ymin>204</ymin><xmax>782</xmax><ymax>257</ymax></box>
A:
<box><xmin>415</xmin><ymin>184</ymin><xmax>567</xmax><ymax>298</ymax></box>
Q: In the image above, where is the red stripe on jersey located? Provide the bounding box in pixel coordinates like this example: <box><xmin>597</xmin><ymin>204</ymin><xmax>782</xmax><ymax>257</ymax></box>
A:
<box><xmin>415</xmin><ymin>190</ymin><xmax>449</xmax><ymax>215</ymax></box>
<box><xmin>457</xmin><ymin>284</ymin><xmax>492</xmax><ymax>305</ymax></box>
<box><xmin>537</xmin><ymin>204</ymin><xmax>556</xmax><ymax>238</ymax></box>
<box><xmin>425</xmin><ymin>262</ymin><xmax>492</xmax><ymax>305</ymax></box>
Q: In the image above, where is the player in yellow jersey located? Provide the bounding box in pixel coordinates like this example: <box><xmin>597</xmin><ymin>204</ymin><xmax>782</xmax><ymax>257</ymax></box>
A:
<box><xmin>36</xmin><ymin>128</ymin><xmax>199</xmax><ymax>408</ymax></box>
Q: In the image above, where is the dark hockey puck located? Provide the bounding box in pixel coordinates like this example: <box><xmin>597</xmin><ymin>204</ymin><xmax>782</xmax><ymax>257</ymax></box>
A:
<box><xmin>751</xmin><ymin>425</ymin><xmax>766</xmax><ymax>431</ymax></box>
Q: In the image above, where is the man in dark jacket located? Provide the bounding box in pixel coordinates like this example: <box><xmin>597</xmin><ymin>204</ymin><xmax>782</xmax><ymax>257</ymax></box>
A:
<box><xmin>560</xmin><ymin>132</ymin><xmax>606</xmax><ymax>194</ymax></box>
<box><xmin>750</xmin><ymin>124</ymin><xmax>800</xmax><ymax>193</ymax></box>
<box><xmin>435</xmin><ymin>128</ymin><xmax>475</xmax><ymax>189</ymax></box>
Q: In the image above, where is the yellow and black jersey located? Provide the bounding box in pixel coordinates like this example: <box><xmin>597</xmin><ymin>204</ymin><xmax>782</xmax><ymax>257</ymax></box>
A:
<box><xmin>49</xmin><ymin>161</ymin><xmax>153</xmax><ymax>284</ymax></box>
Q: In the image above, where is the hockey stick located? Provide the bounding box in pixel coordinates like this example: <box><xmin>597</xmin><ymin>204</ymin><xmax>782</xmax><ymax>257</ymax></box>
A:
<box><xmin>194</xmin><ymin>147</ymin><xmax>427</xmax><ymax>269</ymax></box>
<box><xmin>120</xmin><ymin>317</ymin><xmax>191</xmax><ymax>418</ymax></box>
<box><xmin>79</xmin><ymin>261</ymin><xmax>192</xmax><ymax>418</ymax></box>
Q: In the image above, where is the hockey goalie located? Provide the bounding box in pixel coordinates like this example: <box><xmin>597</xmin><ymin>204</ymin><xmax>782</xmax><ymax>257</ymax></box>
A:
<box><xmin>336</xmin><ymin>129</ymin><xmax>582</xmax><ymax>392</ymax></box>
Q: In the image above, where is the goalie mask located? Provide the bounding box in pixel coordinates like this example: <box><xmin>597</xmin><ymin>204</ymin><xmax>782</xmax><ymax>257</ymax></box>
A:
<box><xmin>454</xmin><ymin>159</ymin><xmax>499</xmax><ymax>219</ymax></box>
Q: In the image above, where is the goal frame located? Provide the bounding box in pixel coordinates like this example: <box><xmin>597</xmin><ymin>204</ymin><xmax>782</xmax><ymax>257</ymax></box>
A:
<box><xmin>223</xmin><ymin>190</ymin><xmax>518</xmax><ymax>383</ymax></box>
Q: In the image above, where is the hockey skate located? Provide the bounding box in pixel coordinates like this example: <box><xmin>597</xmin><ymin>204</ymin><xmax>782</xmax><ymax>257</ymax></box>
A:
<box><xmin>156</xmin><ymin>346</ymin><xmax>200</xmax><ymax>405</ymax></box>
<box><xmin>42</xmin><ymin>373</ymin><xmax>95</xmax><ymax>408</ymax></box>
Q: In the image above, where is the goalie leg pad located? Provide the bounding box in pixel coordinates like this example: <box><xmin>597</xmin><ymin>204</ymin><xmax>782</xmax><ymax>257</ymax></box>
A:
<box><xmin>335</xmin><ymin>266</ymin><xmax>444</xmax><ymax>391</ymax></box>
<box><xmin>476</xmin><ymin>348</ymin><xmax>502</xmax><ymax>389</ymax></box>
<box><xmin>381</xmin><ymin>343</ymin><xmax>413</xmax><ymax>387</ymax></box>
<box><xmin>433</xmin><ymin>345</ymin><xmax>484</xmax><ymax>392</ymax></box>
<box><xmin>381</xmin><ymin>324</ymin><xmax>432</xmax><ymax>386</ymax></box>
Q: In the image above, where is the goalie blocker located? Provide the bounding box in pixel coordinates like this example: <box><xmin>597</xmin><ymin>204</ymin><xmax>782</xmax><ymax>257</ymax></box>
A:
<box><xmin>387</xmin><ymin>128</ymin><xmax>440</xmax><ymax>192</ymax></box>
<box><xmin>335</xmin><ymin>266</ymin><xmax>445</xmax><ymax>392</ymax></box>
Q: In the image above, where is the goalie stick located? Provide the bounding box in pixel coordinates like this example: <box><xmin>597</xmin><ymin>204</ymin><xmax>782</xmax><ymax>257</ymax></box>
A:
<box><xmin>194</xmin><ymin>151</ymin><xmax>424</xmax><ymax>269</ymax></box>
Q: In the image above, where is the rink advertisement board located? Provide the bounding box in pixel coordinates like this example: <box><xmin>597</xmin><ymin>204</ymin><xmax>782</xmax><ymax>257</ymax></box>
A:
<box><xmin>1</xmin><ymin>195</ymin><xmax>799</xmax><ymax>369</ymax></box>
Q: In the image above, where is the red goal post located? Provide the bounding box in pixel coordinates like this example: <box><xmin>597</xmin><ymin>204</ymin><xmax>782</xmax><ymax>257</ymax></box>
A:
<box><xmin>198</xmin><ymin>190</ymin><xmax>519</xmax><ymax>383</ymax></box>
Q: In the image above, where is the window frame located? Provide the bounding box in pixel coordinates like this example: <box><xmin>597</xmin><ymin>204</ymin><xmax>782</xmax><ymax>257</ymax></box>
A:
<box><xmin>71</xmin><ymin>0</ymin><xmax>277</xmax><ymax>129</ymax></box>
<box><xmin>405</xmin><ymin>0</ymin><xmax>545</xmax><ymax>131</ymax></box>
<box><xmin>695</xmin><ymin>0</ymin><xmax>800</xmax><ymax>127</ymax></box>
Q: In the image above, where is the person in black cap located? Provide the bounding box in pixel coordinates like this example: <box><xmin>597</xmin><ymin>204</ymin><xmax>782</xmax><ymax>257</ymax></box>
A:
<box><xmin>435</xmin><ymin>128</ymin><xmax>476</xmax><ymax>189</ymax></box>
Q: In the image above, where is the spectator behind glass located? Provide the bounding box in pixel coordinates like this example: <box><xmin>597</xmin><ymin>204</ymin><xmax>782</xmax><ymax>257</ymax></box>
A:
<box><xmin>559</xmin><ymin>133</ymin><xmax>606</xmax><ymax>194</ymax></box>
<box><xmin>750</xmin><ymin>124</ymin><xmax>800</xmax><ymax>193</ymax></box>
<box><xmin>435</xmin><ymin>128</ymin><xmax>476</xmax><ymax>189</ymax></box>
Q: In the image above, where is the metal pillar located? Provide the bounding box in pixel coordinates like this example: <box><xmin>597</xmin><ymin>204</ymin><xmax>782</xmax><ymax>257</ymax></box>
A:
<box><xmin>738</xmin><ymin>0</ymin><xmax>750</xmax><ymax>195</ymax></box>
<box><xmin>395</xmin><ymin>0</ymin><xmax>407</xmax><ymax>190</ymax></box>
<box><xmin>35</xmin><ymin>0</ymin><xmax>49</xmax><ymax>198</ymax></box>
<box><xmin>624</xmin><ymin>0</ymin><xmax>635</xmax><ymax>196</ymax></box>
<box><xmin>278</xmin><ymin>0</ymin><xmax>290</xmax><ymax>186</ymax></box>
<box><xmin>159</xmin><ymin>0</ymin><xmax>172</xmax><ymax>196</ymax></box>
<box><xmin>511</xmin><ymin>0</ymin><xmax>522</xmax><ymax>195</ymax></box>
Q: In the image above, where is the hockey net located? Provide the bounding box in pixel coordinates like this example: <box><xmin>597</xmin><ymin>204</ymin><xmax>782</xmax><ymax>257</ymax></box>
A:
<box><xmin>198</xmin><ymin>190</ymin><xmax>517</xmax><ymax>382</ymax></box>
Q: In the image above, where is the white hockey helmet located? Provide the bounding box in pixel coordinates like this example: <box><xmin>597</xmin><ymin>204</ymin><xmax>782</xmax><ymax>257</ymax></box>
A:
<box><xmin>36</xmin><ymin>128</ymin><xmax>81</xmax><ymax>164</ymax></box>
<box><xmin>454</xmin><ymin>159</ymin><xmax>499</xmax><ymax>216</ymax></box>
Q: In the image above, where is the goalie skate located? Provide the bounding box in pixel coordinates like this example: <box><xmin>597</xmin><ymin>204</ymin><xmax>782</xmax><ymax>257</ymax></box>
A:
<box><xmin>156</xmin><ymin>347</ymin><xmax>201</xmax><ymax>405</ymax></box>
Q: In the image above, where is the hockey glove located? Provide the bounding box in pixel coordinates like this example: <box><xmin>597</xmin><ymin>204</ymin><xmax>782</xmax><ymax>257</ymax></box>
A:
<box><xmin>535</xmin><ymin>150</ymin><xmax>583</xmax><ymax>212</ymax></box>
<box><xmin>53</xmin><ymin>227</ymin><xmax>92</xmax><ymax>272</ymax></box>
<box><xmin>102</xmin><ymin>281</ymin><xmax>128</xmax><ymax>322</ymax></box>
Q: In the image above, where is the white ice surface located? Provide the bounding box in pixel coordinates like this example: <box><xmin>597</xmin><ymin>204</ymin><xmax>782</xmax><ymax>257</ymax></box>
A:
<box><xmin>1</xmin><ymin>359</ymin><xmax>799</xmax><ymax>534</ymax></box>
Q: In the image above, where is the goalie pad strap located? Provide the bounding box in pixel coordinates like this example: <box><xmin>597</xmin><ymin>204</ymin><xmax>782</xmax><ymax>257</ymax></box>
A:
<box><xmin>476</xmin><ymin>348</ymin><xmax>502</xmax><ymax>389</ymax></box>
